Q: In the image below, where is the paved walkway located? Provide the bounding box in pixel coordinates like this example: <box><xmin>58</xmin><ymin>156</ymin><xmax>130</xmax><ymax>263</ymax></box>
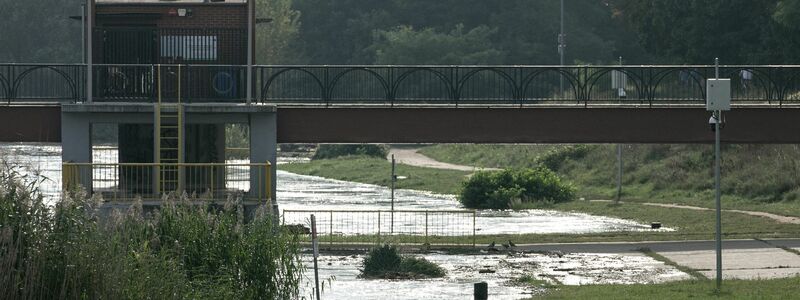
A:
<box><xmin>591</xmin><ymin>200</ymin><xmax>800</xmax><ymax>225</ymax></box>
<box><xmin>387</xmin><ymin>147</ymin><xmax>500</xmax><ymax>172</ymax></box>
<box><xmin>514</xmin><ymin>239</ymin><xmax>800</xmax><ymax>280</ymax></box>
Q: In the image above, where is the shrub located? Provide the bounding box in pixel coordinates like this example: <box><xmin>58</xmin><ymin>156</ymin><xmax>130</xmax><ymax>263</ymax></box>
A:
<box><xmin>361</xmin><ymin>245</ymin><xmax>446</xmax><ymax>279</ymax></box>
<box><xmin>459</xmin><ymin>167</ymin><xmax>575</xmax><ymax>209</ymax></box>
<box><xmin>0</xmin><ymin>164</ymin><xmax>304</xmax><ymax>300</ymax></box>
<box><xmin>312</xmin><ymin>144</ymin><xmax>388</xmax><ymax>160</ymax></box>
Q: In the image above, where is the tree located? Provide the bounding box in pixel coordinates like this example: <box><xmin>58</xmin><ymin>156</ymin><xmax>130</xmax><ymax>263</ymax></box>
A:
<box><xmin>0</xmin><ymin>0</ymin><xmax>81</xmax><ymax>63</ymax></box>
<box><xmin>612</xmin><ymin>0</ymin><xmax>800</xmax><ymax>64</ymax></box>
<box><xmin>371</xmin><ymin>25</ymin><xmax>505</xmax><ymax>65</ymax></box>
<box><xmin>774</xmin><ymin>0</ymin><xmax>800</xmax><ymax>30</ymax></box>
<box><xmin>256</xmin><ymin>0</ymin><xmax>302</xmax><ymax>64</ymax></box>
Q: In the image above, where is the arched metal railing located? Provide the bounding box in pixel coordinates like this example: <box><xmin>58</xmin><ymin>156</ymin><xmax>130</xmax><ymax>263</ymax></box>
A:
<box><xmin>2</xmin><ymin>64</ymin><xmax>800</xmax><ymax>107</ymax></box>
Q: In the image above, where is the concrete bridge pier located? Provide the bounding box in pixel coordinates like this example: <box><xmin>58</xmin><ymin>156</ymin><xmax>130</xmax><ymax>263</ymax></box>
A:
<box><xmin>60</xmin><ymin>103</ymin><xmax>277</xmax><ymax>217</ymax></box>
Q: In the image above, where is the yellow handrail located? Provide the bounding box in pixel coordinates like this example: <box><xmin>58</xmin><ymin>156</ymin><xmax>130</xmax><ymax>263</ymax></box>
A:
<box><xmin>60</xmin><ymin>162</ymin><xmax>273</xmax><ymax>203</ymax></box>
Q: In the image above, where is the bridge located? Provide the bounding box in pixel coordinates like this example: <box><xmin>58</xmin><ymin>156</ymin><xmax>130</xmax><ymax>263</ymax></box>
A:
<box><xmin>1</xmin><ymin>64</ymin><xmax>799</xmax><ymax>143</ymax></box>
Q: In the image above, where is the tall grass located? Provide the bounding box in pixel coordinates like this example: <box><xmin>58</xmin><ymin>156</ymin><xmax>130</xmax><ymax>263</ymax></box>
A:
<box><xmin>0</xmin><ymin>163</ymin><xmax>304</xmax><ymax>300</ymax></box>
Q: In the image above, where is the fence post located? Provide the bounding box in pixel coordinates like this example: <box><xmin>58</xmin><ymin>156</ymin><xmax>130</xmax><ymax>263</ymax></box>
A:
<box><xmin>472</xmin><ymin>210</ymin><xmax>477</xmax><ymax>248</ymax></box>
<box><xmin>474</xmin><ymin>282</ymin><xmax>488</xmax><ymax>300</ymax></box>
<box><xmin>210</xmin><ymin>165</ymin><xmax>215</xmax><ymax>197</ymax></box>
<box><xmin>310</xmin><ymin>214</ymin><xmax>321</xmax><ymax>300</ymax></box>
<box><xmin>329</xmin><ymin>211</ymin><xmax>333</xmax><ymax>246</ymax></box>
<box><xmin>377</xmin><ymin>211</ymin><xmax>381</xmax><ymax>244</ymax></box>
<box><xmin>424</xmin><ymin>210</ymin><xmax>429</xmax><ymax>245</ymax></box>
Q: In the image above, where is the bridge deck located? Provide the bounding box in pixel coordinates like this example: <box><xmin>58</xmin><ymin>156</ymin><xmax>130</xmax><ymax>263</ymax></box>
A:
<box><xmin>2</xmin><ymin>104</ymin><xmax>798</xmax><ymax>144</ymax></box>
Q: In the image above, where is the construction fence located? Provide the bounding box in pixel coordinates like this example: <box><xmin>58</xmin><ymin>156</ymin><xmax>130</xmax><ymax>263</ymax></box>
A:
<box><xmin>282</xmin><ymin>209</ymin><xmax>476</xmax><ymax>247</ymax></box>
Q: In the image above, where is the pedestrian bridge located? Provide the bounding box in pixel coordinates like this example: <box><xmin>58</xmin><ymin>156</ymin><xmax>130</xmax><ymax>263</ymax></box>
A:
<box><xmin>1</xmin><ymin>64</ymin><xmax>799</xmax><ymax>144</ymax></box>
<box><xmin>2</xmin><ymin>64</ymin><xmax>798</xmax><ymax>105</ymax></box>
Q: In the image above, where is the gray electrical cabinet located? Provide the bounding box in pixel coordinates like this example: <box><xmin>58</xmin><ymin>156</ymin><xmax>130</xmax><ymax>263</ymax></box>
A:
<box><xmin>706</xmin><ymin>79</ymin><xmax>731</xmax><ymax>111</ymax></box>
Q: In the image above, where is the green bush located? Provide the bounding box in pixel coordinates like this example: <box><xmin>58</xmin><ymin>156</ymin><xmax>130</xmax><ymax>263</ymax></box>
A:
<box><xmin>312</xmin><ymin>144</ymin><xmax>388</xmax><ymax>160</ymax></box>
<box><xmin>361</xmin><ymin>245</ymin><xmax>446</xmax><ymax>279</ymax></box>
<box><xmin>0</xmin><ymin>164</ymin><xmax>304</xmax><ymax>300</ymax></box>
<box><xmin>460</xmin><ymin>167</ymin><xmax>575</xmax><ymax>209</ymax></box>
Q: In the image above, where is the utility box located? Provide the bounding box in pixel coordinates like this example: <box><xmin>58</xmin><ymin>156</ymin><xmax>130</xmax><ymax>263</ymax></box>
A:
<box><xmin>706</xmin><ymin>79</ymin><xmax>731</xmax><ymax>111</ymax></box>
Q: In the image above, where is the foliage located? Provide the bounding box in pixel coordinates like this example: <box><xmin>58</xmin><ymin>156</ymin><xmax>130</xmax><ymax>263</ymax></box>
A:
<box><xmin>293</xmin><ymin>0</ymin><xmax>646</xmax><ymax>64</ymax></box>
<box><xmin>0</xmin><ymin>164</ymin><xmax>304</xmax><ymax>300</ymax></box>
<box><xmin>312</xmin><ymin>144</ymin><xmax>388</xmax><ymax>160</ymax></box>
<box><xmin>611</xmin><ymin>0</ymin><xmax>800</xmax><ymax>64</ymax></box>
<box><xmin>537</xmin><ymin>145</ymin><xmax>591</xmax><ymax>171</ymax></box>
<box><xmin>360</xmin><ymin>245</ymin><xmax>445</xmax><ymax>279</ymax></box>
<box><xmin>774</xmin><ymin>0</ymin><xmax>800</xmax><ymax>30</ymax></box>
<box><xmin>0</xmin><ymin>0</ymin><xmax>81</xmax><ymax>63</ymax></box>
<box><xmin>423</xmin><ymin>144</ymin><xmax>800</xmax><ymax>216</ymax></box>
<box><xmin>460</xmin><ymin>168</ymin><xmax>576</xmax><ymax>209</ymax></box>
<box><xmin>256</xmin><ymin>0</ymin><xmax>303</xmax><ymax>64</ymax></box>
<box><xmin>372</xmin><ymin>25</ymin><xmax>505</xmax><ymax>65</ymax></box>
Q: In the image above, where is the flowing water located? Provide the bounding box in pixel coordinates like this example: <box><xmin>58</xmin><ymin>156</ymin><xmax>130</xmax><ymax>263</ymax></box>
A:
<box><xmin>1</xmin><ymin>143</ymin><xmax>687</xmax><ymax>299</ymax></box>
<box><xmin>301</xmin><ymin>252</ymin><xmax>691</xmax><ymax>299</ymax></box>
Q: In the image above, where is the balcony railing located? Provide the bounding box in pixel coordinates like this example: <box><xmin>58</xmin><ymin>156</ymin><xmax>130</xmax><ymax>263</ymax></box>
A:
<box><xmin>62</xmin><ymin>162</ymin><xmax>272</xmax><ymax>203</ymax></box>
<box><xmin>3</xmin><ymin>64</ymin><xmax>800</xmax><ymax>106</ymax></box>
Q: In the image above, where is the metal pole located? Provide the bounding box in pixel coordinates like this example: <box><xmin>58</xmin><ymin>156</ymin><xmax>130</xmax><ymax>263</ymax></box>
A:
<box><xmin>246</xmin><ymin>0</ymin><xmax>254</xmax><ymax>104</ymax></box>
<box><xmin>616</xmin><ymin>144</ymin><xmax>622</xmax><ymax>203</ymax></box>
<box><xmin>714</xmin><ymin>57</ymin><xmax>723</xmax><ymax>291</ymax></box>
<box><xmin>81</xmin><ymin>4</ymin><xmax>85</xmax><ymax>64</ymax></box>
<box><xmin>391</xmin><ymin>154</ymin><xmax>396</xmax><ymax>234</ymax></box>
<box><xmin>311</xmin><ymin>214</ymin><xmax>321</xmax><ymax>300</ymax></box>
<box><xmin>616</xmin><ymin>56</ymin><xmax>623</xmax><ymax>203</ymax></box>
<box><xmin>86</xmin><ymin>0</ymin><xmax>93</xmax><ymax>103</ymax></box>
<box><xmin>558</xmin><ymin>0</ymin><xmax>565</xmax><ymax>94</ymax></box>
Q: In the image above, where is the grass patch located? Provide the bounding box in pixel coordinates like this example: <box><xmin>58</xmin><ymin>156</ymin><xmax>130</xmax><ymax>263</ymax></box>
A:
<box><xmin>515</xmin><ymin>274</ymin><xmax>558</xmax><ymax>289</ymax></box>
<box><xmin>360</xmin><ymin>244</ymin><xmax>446</xmax><ymax>279</ymax></box>
<box><xmin>537</xmin><ymin>277</ymin><xmax>800</xmax><ymax>299</ymax></box>
<box><xmin>421</xmin><ymin>144</ymin><xmax>800</xmax><ymax>217</ymax></box>
<box><xmin>279</xmin><ymin>155</ymin><xmax>469</xmax><ymax>195</ymax></box>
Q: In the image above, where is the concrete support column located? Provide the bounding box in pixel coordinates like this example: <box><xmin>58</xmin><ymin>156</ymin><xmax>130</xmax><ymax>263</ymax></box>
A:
<box><xmin>249</xmin><ymin>112</ymin><xmax>277</xmax><ymax>208</ymax></box>
<box><xmin>61</xmin><ymin>113</ymin><xmax>92</xmax><ymax>192</ymax></box>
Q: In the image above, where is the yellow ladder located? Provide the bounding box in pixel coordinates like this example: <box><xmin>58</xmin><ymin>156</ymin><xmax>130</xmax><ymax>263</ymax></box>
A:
<box><xmin>155</xmin><ymin>65</ymin><xmax>184</xmax><ymax>194</ymax></box>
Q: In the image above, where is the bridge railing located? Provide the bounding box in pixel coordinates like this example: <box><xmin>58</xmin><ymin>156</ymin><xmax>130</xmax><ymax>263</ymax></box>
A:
<box><xmin>0</xmin><ymin>64</ymin><xmax>84</xmax><ymax>104</ymax></box>
<box><xmin>3</xmin><ymin>64</ymin><xmax>800</xmax><ymax>106</ymax></box>
<box><xmin>257</xmin><ymin>65</ymin><xmax>800</xmax><ymax>106</ymax></box>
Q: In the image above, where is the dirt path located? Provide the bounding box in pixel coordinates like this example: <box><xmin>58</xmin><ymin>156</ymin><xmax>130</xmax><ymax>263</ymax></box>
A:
<box><xmin>387</xmin><ymin>147</ymin><xmax>501</xmax><ymax>172</ymax></box>
<box><xmin>591</xmin><ymin>200</ymin><xmax>800</xmax><ymax>225</ymax></box>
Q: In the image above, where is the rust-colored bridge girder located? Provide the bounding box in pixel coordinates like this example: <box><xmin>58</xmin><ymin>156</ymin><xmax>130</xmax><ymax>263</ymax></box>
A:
<box><xmin>0</xmin><ymin>105</ymin><xmax>61</xmax><ymax>142</ymax></box>
<box><xmin>275</xmin><ymin>107</ymin><xmax>800</xmax><ymax>144</ymax></box>
<box><xmin>3</xmin><ymin>105</ymin><xmax>797</xmax><ymax>144</ymax></box>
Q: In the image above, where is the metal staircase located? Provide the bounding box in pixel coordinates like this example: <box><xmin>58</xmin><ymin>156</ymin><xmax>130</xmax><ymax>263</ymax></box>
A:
<box><xmin>155</xmin><ymin>65</ymin><xmax>184</xmax><ymax>194</ymax></box>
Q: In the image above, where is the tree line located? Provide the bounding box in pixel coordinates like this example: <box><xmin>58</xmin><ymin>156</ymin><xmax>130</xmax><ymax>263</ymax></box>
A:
<box><xmin>2</xmin><ymin>0</ymin><xmax>799</xmax><ymax>65</ymax></box>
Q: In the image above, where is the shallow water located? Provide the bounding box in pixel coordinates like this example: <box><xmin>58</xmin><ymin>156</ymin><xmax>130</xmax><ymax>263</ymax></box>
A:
<box><xmin>2</xmin><ymin>143</ymin><xmax>688</xmax><ymax>298</ymax></box>
<box><xmin>1</xmin><ymin>142</ymin><xmax>670</xmax><ymax>235</ymax></box>
<box><xmin>300</xmin><ymin>252</ymin><xmax>691</xmax><ymax>299</ymax></box>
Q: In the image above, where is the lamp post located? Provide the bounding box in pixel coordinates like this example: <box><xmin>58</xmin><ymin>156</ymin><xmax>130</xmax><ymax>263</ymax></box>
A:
<box><xmin>713</xmin><ymin>59</ymin><xmax>723</xmax><ymax>291</ymax></box>
<box><xmin>558</xmin><ymin>0</ymin><xmax>566</xmax><ymax>94</ymax></box>
<box><xmin>706</xmin><ymin>57</ymin><xmax>730</xmax><ymax>291</ymax></box>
